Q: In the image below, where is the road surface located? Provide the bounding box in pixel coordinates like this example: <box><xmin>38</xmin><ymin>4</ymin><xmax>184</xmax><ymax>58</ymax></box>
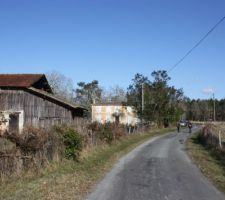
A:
<box><xmin>87</xmin><ymin>127</ymin><xmax>225</xmax><ymax>200</ymax></box>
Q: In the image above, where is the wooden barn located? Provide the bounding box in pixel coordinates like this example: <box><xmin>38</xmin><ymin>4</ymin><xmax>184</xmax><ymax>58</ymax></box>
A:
<box><xmin>0</xmin><ymin>74</ymin><xmax>86</xmax><ymax>133</ymax></box>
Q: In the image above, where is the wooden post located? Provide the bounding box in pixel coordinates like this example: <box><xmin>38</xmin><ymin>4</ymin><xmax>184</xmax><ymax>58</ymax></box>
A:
<box><xmin>219</xmin><ymin>130</ymin><xmax>222</xmax><ymax>149</ymax></box>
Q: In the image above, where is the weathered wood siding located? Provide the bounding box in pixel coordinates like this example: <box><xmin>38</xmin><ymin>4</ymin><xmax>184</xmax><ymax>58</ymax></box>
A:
<box><xmin>0</xmin><ymin>89</ymin><xmax>74</xmax><ymax>128</ymax></box>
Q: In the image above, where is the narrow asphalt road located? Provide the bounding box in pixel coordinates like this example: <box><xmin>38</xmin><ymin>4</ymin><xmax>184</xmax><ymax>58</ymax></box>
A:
<box><xmin>87</xmin><ymin>127</ymin><xmax>225</xmax><ymax>200</ymax></box>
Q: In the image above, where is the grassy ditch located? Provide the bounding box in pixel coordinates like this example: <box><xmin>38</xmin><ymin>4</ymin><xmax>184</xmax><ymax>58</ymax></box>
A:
<box><xmin>187</xmin><ymin>132</ymin><xmax>225</xmax><ymax>193</ymax></box>
<box><xmin>0</xmin><ymin>127</ymin><xmax>174</xmax><ymax>200</ymax></box>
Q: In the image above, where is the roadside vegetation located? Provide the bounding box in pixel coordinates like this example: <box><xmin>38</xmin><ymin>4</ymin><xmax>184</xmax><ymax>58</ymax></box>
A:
<box><xmin>0</xmin><ymin>127</ymin><xmax>174</xmax><ymax>200</ymax></box>
<box><xmin>187</xmin><ymin>131</ymin><xmax>225</xmax><ymax>194</ymax></box>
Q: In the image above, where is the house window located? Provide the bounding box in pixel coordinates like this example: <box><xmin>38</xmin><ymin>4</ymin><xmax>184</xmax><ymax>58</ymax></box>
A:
<box><xmin>115</xmin><ymin>116</ymin><xmax>120</xmax><ymax>124</ymax></box>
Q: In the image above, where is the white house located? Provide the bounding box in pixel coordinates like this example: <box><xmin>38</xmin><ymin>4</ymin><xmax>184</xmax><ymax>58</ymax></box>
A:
<box><xmin>92</xmin><ymin>104</ymin><xmax>139</xmax><ymax>125</ymax></box>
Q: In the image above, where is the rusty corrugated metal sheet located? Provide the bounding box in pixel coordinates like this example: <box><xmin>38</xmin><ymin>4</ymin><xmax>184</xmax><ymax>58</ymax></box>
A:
<box><xmin>0</xmin><ymin>74</ymin><xmax>44</xmax><ymax>87</ymax></box>
<box><xmin>28</xmin><ymin>87</ymin><xmax>87</xmax><ymax>111</ymax></box>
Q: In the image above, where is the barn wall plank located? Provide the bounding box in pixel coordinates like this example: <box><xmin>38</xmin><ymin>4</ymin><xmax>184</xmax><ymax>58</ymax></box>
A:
<box><xmin>0</xmin><ymin>89</ymin><xmax>78</xmax><ymax>129</ymax></box>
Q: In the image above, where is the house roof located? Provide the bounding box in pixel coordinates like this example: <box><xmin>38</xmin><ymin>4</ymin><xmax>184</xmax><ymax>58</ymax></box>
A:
<box><xmin>93</xmin><ymin>102</ymin><xmax>126</xmax><ymax>106</ymax></box>
<box><xmin>0</xmin><ymin>74</ymin><xmax>52</xmax><ymax>93</ymax></box>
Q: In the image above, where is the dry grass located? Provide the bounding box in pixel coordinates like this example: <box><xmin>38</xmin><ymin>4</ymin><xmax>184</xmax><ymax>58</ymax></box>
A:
<box><xmin>0</xmin><ymin>127</ymin><xmax>174</xmax><ymax>200</ymax></box>
<box><xmin>187</xmin><ymin>132</ymin><xmax>225</xmax><ymax>193</ymax></box>
<box><xmin>210</xmin><ymin>123</ymin><xmax>225</xmax><ymax>141</ymax></box>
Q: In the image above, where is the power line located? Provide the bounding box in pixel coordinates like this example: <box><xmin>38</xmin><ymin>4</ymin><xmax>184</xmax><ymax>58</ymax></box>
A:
<box><xmin>168</xmin><ymin>15</ymin><xmax>225</xmax><ymax>73</ymax></box>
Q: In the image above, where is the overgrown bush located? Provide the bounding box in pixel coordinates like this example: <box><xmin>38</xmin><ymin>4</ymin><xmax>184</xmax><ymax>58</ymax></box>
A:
<box><xmin>5</xmin><ymin>127</ymin><xmax>64</xmax><ymax>158</ymax></box>
<box><xmin>0</xmin><ymin>138</ymin><xmax>20</xmax><ymax>177</ymax></box>
<box><xmin>88</xmin><ymin>122</ymin><xmax>126</xmax><ymax>144</ymax></box>
<box><xmin>54</xmin><ymin>125</ymin><xmax>83</xmax><ymax>160</ymax></box>
<box><xmin>100</xmin><ymin>123</ymin><xmax>113</xmax><ymax>144</ymax></box>
<box><xmin>195</xmin><ymin>131</ymin><xmax>206</xmax><ymax>145</ymax></box>
<box><xmin>112</xmin><ymin>123</ymin><xmax>126</xmax><ymax>140</ymax></box>
<box><xmin>0</xmin><ymin>127</ymin><xmax>64</xmax><ymax>177</ymax></box>
<box><xmin>0</xmin><ymin>138</ymin><xmax>16</xmax><ymax>154</ymax></box>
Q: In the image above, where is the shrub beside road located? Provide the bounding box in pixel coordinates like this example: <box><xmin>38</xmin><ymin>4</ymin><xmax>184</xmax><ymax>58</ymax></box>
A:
<box><xmin>187</xmin><ymin>131</ymin><xmax>225</xmax><ymax>194</ymax></box>
<box><xmin>0</xmin><ymin>127</ymin><xmax>174</xmax><ymax>200</ymax></box>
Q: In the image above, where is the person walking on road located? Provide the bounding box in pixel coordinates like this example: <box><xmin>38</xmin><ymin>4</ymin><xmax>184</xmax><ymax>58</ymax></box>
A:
<box><xmin>176</xmin><ymin>121</ymin><xmax>180</xmax><ymax>133</ymax></box>
<box><xmin>188</xmin><ymin>121</ymin><xmax>192</xmax><ymax>133</ymax></box>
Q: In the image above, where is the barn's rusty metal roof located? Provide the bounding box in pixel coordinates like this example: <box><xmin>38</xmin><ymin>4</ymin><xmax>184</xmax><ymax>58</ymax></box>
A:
<box><xmin>0</xmin><ymin>74</ymin><xmax>52</xmax><ymax>93</ymax></box>
<box><xmin>0</xmin><ymin>74</ymin><xmax>44</xmax><ymax>87</ymax></box>
<box><xmin>28</xmin><ymin>87</ymin><xmax>87</xmax><ymax>111</ymax></box>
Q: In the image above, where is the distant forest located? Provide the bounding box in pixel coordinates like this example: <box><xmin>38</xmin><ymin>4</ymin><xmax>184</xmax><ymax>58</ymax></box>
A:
<box><xmin>185</xmin><ymin>98</ymin><xmax>225</xmax><ymax>121</ymax></box>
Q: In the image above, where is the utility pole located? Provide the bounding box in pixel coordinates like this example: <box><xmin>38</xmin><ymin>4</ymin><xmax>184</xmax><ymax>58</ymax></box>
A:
<box><xmin>142</xmin><ymin>83</ymin><xmax>145</xmax><ymax>113</ymax></box>
<box><xmin>141</xmin><ymin>83</ymin><xmax>144</xmax><ymax>128</ymax></box>
<box><xmin>213</xmin><ymin>93</ymin><xmax>216</xmax><ymax>121</ymax></box>
<box><xmin>92</xmin><ymin>90</ymin><xmax>96</xmax><ymax>105</ymax></box>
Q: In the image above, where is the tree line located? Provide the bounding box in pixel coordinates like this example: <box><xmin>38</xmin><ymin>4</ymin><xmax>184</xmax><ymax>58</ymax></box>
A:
<box><xmin>185</xmin><ymin>98</ymin><xmax>225</xmax><ymax>121</ymax></box>
<box><xmin>47</xmin><ymin>70</ymin><xmax>225</xmax><ymax>126</ymax></box>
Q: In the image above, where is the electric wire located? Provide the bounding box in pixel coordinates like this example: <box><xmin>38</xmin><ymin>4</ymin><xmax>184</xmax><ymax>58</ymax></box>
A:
<box><xmin>168</xmin><ymin>15</ymin><xmax>225</xmax><ymax>73</ymax></box>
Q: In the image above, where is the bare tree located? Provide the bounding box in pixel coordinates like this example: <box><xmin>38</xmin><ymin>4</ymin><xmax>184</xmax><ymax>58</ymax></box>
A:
<box><xmin>102</xmin><ymin>85</ymin><xmax>127</xmax><ymax>103</ymax></box>
<box><xmin>46</xmin><ymin>71</ymin><xmax>75</xmax><ymax>101</ymax></box>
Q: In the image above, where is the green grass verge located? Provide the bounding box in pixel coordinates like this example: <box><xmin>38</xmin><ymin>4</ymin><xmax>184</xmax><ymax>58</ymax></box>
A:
<box><xmin>0</xmin><ymin>127</ymin><xmax>175</xmax><ymax>200</ymax></box>
<box><xmin>187</xmin><ymin>132</ymin><xmax>225</xmax><ymax>194</ymax></box>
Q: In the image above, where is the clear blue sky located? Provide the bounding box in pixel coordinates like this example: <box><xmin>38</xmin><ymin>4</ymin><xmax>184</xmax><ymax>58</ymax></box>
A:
<box><xmin>0</xmin><ymin>0</ymin><xmax>225</xmax><ymax>99</ymax></box>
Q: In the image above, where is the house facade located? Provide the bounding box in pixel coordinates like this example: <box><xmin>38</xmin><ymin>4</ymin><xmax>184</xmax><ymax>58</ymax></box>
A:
<box><xmin>92</xmin><ymin>104</ymin><xmax>139</xmax><ymax>125</ymax></box>
<box><xmin>0</xmin><ymin>74</ymin><xmax>86</xmax><ymax>133</ymax></box>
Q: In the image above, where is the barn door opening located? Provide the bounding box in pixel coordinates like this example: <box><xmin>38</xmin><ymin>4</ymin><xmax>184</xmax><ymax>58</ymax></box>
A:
<box><xmin>9</xmin><ymin>113</ymin><xmax>19</xmax><ymax>133</ymax></box>
<box><xmin>115</xmin><ymin>116</ymin><xmax>120</xmax><ymax>125</ymax></box>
